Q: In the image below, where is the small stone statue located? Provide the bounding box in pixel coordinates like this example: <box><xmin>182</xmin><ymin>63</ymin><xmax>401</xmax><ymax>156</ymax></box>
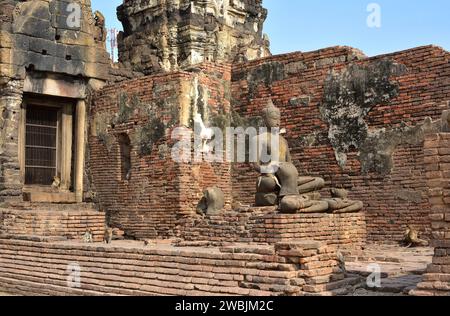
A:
<box><xmin>252</xmin><ymin>100</ymin><xmax>298</xmax><ymax>209</ymax></box>
<box><xmin>196</xmin><ymin>187</ymin><xmax>225</xmax><ymax>216</ymax></box>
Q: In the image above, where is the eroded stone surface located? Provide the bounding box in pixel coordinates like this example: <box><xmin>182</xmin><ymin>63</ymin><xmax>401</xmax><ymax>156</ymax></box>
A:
<box><xmin>118</xmin><ymin>0</ymin><xmax>271</xmax><ymax>74</ymax></box>
<box><xmin>0</xmin><ymin>0</ymin><xmax>110</xmax><ymax>81</ymax></box>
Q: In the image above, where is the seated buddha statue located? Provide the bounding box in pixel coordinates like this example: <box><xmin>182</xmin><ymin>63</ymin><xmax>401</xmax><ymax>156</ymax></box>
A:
<box><xmin>252</xmin><ymin>100</ymin><xmax>328</xmax><ymax>214</ymax></box>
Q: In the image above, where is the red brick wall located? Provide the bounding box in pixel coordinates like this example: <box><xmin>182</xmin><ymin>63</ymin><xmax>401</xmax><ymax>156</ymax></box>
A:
<box><xmin>89</xmin><ymin>65</ymin><xmax>234</xmax><ymax>239</ymax></box>
<box><xmin>90</xmin><ymin>45</ymin><xmax>449</xmax><ymax>244</ymax></box>
<box><xmin>180</xmin><ymin>207</ymin><xmax>366</xmax><ymax>248</ymax></box>
<box><xmin>230</xmin><ymin>45</ymin><xmax>450</xmax><ymax>242</ymax></box>
<box><xmin>425</xmin><ymin>133</ymin><xmax>450</xmax><ymax>247</ymax></box>
<box><xmin>89</xmin><ymin>73</ymin><xmax>185</xmax><ymax>239</ymax></box>
<box><xmin>0</xmin><ymin>208</ymin><xmax>105</xmax><ymax>242</ymax></box>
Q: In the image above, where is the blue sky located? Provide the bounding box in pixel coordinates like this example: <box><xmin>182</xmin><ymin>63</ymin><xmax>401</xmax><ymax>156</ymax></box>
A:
<box><xmin>92</xmin><ymin>0</ymin><xmax>450</xmax><ymax>57</ymax></box>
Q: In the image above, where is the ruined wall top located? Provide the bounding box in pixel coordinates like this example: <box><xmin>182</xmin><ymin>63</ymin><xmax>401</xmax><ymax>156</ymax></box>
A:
<box><xmin>117</xmin><ymin>0</ymin><xmax>271</xmax><ymax>74</ymax></box>
<box><xmin>0</xmin><ymin>0</ymin><xmax>111</xmax><ymax>83</ymax></box>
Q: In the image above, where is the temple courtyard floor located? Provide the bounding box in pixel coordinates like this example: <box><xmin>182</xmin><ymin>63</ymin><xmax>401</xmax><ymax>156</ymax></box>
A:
<box><xmin>344</xmin><ymin>244</ymin><xmax>433</xmax><ymax>295</ymax></box>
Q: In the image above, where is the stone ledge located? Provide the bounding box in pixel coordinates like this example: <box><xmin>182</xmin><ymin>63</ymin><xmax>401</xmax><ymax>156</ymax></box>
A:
<box><xmin>179</xmin><ymin>211</ymin><xmax>367</xmax><ymax>248</ymax></box>
<box><xmin>0</xmin><ymin>239</ymin><xmax>356</xmax><ymax>296</ymax></box>
<box><xmin>0</xmin><ymin>206</ymin><xmax>105</xmax><ymax>242</ymax></box>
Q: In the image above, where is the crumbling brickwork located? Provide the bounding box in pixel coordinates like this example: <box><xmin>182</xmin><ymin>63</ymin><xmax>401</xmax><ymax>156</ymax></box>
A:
<box><xmin>90</xmin><ymin>44</ymin><xmax>449</xmax><ymax>244</ymax></box>
<box><xmin>0</xmin><ymin>204</ymin><xmax>105</xmax><ymax>242</ymax></box>
<box><xmin>231</xmin><ymin>45</ymin><xmax>450</xmax><ymax>242</ymax></box>
<box><xmin>89</xmin><ymin>64</ymin><xmax>233</xmax><ymax>239</ymax></box>
<box><xmin>0</xmin><ymin>239</ymin><xmax>360</xmax><ymax>296</ymax></box>
<box><xmin>412</xmin><ymin>133</ymin><xmax>450</xmax><ymax>296</ymax></box>
<box><xmin>117</xmin><ymin>0</ymin><xmax>270</xmax><ymax>74</ymax></box>
<box><xmin>180</xmin><ymin>207</ymin><xmax>366</xmax><ymax>247</ymax></box>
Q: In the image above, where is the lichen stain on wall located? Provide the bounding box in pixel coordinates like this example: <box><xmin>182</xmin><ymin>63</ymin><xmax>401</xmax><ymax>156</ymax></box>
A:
<box><xmin>246</xmin><ymin>61</ymin><xmax>285</xmax><ymax>98</ymax></box>
<box><xmin>320</xmin><ymin>59</ymin><xmax>412</xmax><ymax>174</ymax></box>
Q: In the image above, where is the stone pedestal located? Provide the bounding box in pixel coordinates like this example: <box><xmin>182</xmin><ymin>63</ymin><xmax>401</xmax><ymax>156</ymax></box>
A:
<box><xmin>179</xmin><ymin>206</ymin><xmax>367</xmax><ymax>248</ymax></box>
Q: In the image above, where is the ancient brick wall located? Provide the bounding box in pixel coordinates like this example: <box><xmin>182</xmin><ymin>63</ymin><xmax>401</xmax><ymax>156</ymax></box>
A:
<box><xmin>0</xmin><ymin>239</ymin><xmax>359</xmax><ymax>296</ymax></box>
<box><xmin>0</xmin><ymin>206</ymin><xmax>105</xmax><ymax>242</ymax></box>
<box><xmin>90</xmin><ymin>73</ymin><xmax>186</xmax><ymax>239</ymax></box>
<box><xmin>230</xmin><ymin>45</ymin><xmax>450</xmax><ymax>242</ymax></box>
<box><xmin>90</xmin><ymin>45</ymin><xmax>448</xmax><ymax>243</ymax></box>
<box><xmin>412</xmin><ymin>133</ymin><xmax>450</xmax><ymax>296</ymax></box>
<box><xmin>89</xmin><ymin>64</ymin><xmax>234</xmax><ymax>238</ymax></box>
<box><xmin>180</xmin><ymin>207</ymin><xmax>366</xmax><ymax>248</ymax></box>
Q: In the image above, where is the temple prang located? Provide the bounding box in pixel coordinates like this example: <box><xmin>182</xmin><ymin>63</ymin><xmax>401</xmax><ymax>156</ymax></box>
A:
<box><xmin>117</xmin><ymin>0</ymin><xmax>271</xmax><ymax>74</ymax></box>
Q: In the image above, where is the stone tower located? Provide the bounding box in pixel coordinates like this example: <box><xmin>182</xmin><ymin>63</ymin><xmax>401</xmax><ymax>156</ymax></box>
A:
<box><xmin>117</xmin><ymin>0</ymin><xmax>271</xmax><ymax>74</ymax></box>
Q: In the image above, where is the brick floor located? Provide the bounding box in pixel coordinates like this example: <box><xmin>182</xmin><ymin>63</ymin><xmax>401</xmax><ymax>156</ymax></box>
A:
<box><xmin>343</xmin><ymin>244</ymin><xmax>433</xmax><ymax>295</ymax></box>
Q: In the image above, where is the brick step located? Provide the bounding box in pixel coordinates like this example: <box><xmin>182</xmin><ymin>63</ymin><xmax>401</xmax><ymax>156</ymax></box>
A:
<box><xmin>0</xmin><ymin>201</ymin><xmax>99</xmax><ymax>212</ymax></box>
<box><xmin>302</xmin><ymin>276</ymin><xmax>361</xmax><ymax>294</ymax></box>
<box><xmin>22</xmin><ymin>192</ymin><xmax>77</xmax><ymax>204</ymax></box>
<box><xmin>0</xmin><ymin>250</ymin><xmax>296</xmax><ymax>281</ymax></box>
<box><xmin>414</xmin><ymin>279</ymin><xmax>450</xmax><ymax>292</ymax></box>
<box><xmin>0</xmin><ymin>258</ymin><xmax>246</xmax><ymax>289</ymax></box>
<box><xmin>0</xmin><ymin>239</ymin><xmax>354</xmax><ymax>296</ymax></box>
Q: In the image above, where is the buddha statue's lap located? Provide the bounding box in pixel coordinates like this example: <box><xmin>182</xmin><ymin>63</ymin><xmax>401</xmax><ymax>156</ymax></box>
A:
<box><xmin>323</xmin><ymin>188</ymin><xmax>363</xmax><ymax>214</ymax></box>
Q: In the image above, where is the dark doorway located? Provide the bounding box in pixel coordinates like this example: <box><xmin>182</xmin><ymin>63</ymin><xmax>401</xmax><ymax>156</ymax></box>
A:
<box><xmin>118</xmin><ymin>133</ymin><xmax>132</xmax><ymax>181</ymax></box>
<box><xmin>25</xmin><ymin>106</ymin><xmax>58</xmax><ymax>185</ymax></box>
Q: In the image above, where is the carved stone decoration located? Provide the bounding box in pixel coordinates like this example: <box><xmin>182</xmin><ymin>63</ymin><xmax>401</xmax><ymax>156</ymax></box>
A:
<box><xmin>117</xmin><ymin>0</ymin><xmax>271</xmax><ymax>74</ymax></box>
<box><xmin>0</xmin><ymin>0</ymin><xmax>111</xmax><ymax>81</ymax></box>
<box><xmin>197</xmin><ymin>186</ymin><xmax>225</xmax><ymax>216</ymax></box>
